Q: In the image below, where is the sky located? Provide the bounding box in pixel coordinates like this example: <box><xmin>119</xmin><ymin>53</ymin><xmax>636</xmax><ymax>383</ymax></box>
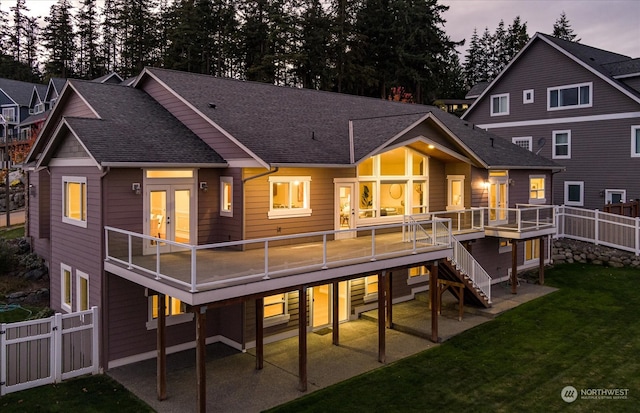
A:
<box><xmin>2</xmin><ymin>0</ymin><xmax>640</xmax><ymax>59</ymax></box>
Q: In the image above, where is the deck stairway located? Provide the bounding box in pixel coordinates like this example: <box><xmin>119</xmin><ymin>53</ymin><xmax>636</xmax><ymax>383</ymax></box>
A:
<box><xmin>436</xmin><ymin>258</ymin><xmax>491</xmax><ymax>308</ymax></box>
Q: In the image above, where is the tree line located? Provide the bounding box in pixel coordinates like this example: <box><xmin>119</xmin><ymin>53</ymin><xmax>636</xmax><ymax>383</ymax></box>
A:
<box><xmin>0</xmin><ymin>0</ymin><xmax>580</xmax><ymax>105</ymax></box>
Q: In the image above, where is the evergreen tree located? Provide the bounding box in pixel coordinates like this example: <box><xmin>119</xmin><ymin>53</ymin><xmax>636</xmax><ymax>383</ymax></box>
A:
<box><xmin>327</xmin><ymin>0</ymin><xmax>359</xmax><ymax>93</ymax></box>
<box><xmin>0</xmin><ymin>1</ymin><xmax>9</xmax><ymax>54</ymax></box>
<box><xmin>463</xmin><ymin>28</ymin><xmax>483</xmax><ymax>88</ymax></box>
<box><xmin>553</xmin><ymin>11</ymin><xmax>580</xmax><ymax>42</ymax></box>
<box><xmin>9</xmin><ymin>0</ymin><xmax>29</xmax><ymax>62</ymax></box>
<box><xmin>163</xmin><ymin>0</ymin><xmax>202</xmax><ymax>73</ymax></box>
<box><xmin>505</xmin><ymin>15</ymin><xmax>529</xmax><ymax>60</ymax></box>
<box><xmin>493</xmin><ymin>20</ymin><xmax>508</xmax><ymax>77</ymax></box>
<box><xmin>101</xmin><ymin>0</ymin><xmax>123</xmax><ymax>74</ymax></box>
<box><xmin>239</xmin><ymin>0</ymin><xmax>278</xmax><ymax>83</ymax></box>
<box><xmin>477</xmin><ymin>27</ymin><xmax>493</xmax><ymax>81</ymax></box>
<box><xmin>293</xmin><ymin>0</ymin><xmax>333</xmax><ymax>89</ymax></box>
<box><xmin>42</xmin><ymin>0</ymin><xmax>76</xmax><ymax>78</ymax></box>
<box><xmin>23</xmin><ymin>15</ymin><xmax>39</xmax><ymax>77</ymax></box>
<box><xmin>77</xmin><ymin>0</ymin><xmax>105</xmax><ymax>79</ymax></box>
<box><xmin>119</xmin><ymin>0</ymin><xmax>159</xmax><ymax>78</ymax></box>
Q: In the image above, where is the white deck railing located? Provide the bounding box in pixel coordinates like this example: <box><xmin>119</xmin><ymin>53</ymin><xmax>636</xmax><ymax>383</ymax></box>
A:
<box><xmin>556</xmin><ymin>206</ymin><xmax>640</xmax><ymax>255</ymax></box>
<box><xmin>450</xmin><ymin>238</ymin><xmax>492</xmax><ymax>303</ymax></box>
<box><xmin>105</xmin><ymin>218</ymin><xmax>453</xmax><ymax>293</ymax></box>
<box><xmin>482</xmin><ymin>204</ymin><xmax>556</xmax><ymax>232</ymax></box>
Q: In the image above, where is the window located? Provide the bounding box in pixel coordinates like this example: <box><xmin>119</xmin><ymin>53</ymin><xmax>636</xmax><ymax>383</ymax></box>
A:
<box><xmin>146</xmin><ymin>294</ymin><xmax>193</xmax><ymax>329</ymax></box>
<box><xmin>552</xmin><ymin>130</ymin><xmax>571</xmax><ymax>159</ymax></box>
<box><xmin>446</xmin><ymin>175</ymin><xmax>465</xmax><ymax>210</ymax></box>
<box><xmin>512</xmin><ymin>137</ymin><xmax>532</xmax><ymax>151</ymax></box>
<box><xmin>220</xmin><ymin>176</ymin><xmax>233</xmax><ymax>217</ymax></box>
<box><xmin>605</xmin><ymin>189</ymin><xmax>625</xmax><ymax>204</ymax></box>
<box><xmin>529</xmin><ymin>176</ymin><xmax>546</xmax><ymax>204</ymax></box>
<box><xmin>524</xmin><ymin>239</ymin><xmax>540</xmax><ymax>264</ymax></box>
<box><xmin>548</xmin><ymin>82</ymin><xmax>592</xmax><ymax>110</ymax></box>
<box><xmin>34</xmin><ymin>102</ymin><xmax>45</xmax><ymax>114</ymax></box>
<box><xmin>62</xmin><ymin>176</ymin><xmax>87</xmax><ymax>227</ymax></box>
<box><xmin>263</xmin><ymin>293</ymin><xmax>290</xmax><ymax>327</ymax></box>
<box><xmin>268</xmin><ymin>176</ymin><xmax>312</xmax><ymax>218</ymax></box>
<box><xmin>631</xmin><ymin>126</ymin><xmax>640</xmax><ymax>157</ymax></box>
<box><xmin>2</xmin><ymin>107</ymin><xmax>16</xmax><ymax>122</ymax></box>
<box><xmin>76</xmin><ymin>270</ymin><xmax>89</xmax><ymax>311</ymax></box>
<box><xmin>61</xmin><ymin>264</ymin><xmax>72</xmax><ymax>312</ymax></box>
<box><xmin>564</xmin><ymin>181</ymin><xmax>584</xmax><ymax>206</ymax></box>
<box><xmin>490</xmin><ymin>93</ymin><xmax>509</xmax><ymax>116</ymax></box>
<box><xmin>364</xmin><ymin>276</ymin><xmax>378</xmax><ymax>302</ymax></box>
<box><xmin>408</xmin><ymin>265</ymin><xmax>429</xmax><ymax>285</ymax></box>
<box><xmin>499</xmin><ymin>238</ymin><xmax>512</xmax><ymax>253</ymax></box>
<box><xmin>523</xmin><ymin>89</ymin><xmax>534</xmax><ymax>104</ymax></box>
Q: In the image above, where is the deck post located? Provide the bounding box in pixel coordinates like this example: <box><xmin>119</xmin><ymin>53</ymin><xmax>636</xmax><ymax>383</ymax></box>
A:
<box><xmin>332</xmin><ymin>281</ymin><xmax>339</xmax><ymax>346</ymax></box>
<box><xmin>430</xmin><ymin>262</ymin><xmax>439</xmax><ymax>342</ymax></box>
<box><xmin>157</xmin><ymin>293</ymin><xmax>166</xmax><ymax>401</ymax></box>
<box><xmin>256</xmin><ymin>297</ymin><xmax>264</xmax><ymax>370</ymax></box>
<box><xmin>298</xmin><ymin>286</ymin><xmax>308</xmax><ymax>392</ymax></box>
<box><xmin>385</xmin><ymin>271</ymin><xmax>393</xmax><ymax>329</ymax></box>
<box><xmin>511</xmin><ymin>240</ymin><xmax>518</xmax><ymax>294</ymax></box>
<box><xmin>195</xmin><ymin>306</ymin><xmax>207</xmax><ymax>413</ymax></box>
<box><xmin>539</xmin><ymin>236</ymin><xmax>545</xmax><ymax>285</ymax></box>
<box><xmin>378</xmin><ymin>271</ymin><xmax>386</xmax><ymax>363</ymax></box>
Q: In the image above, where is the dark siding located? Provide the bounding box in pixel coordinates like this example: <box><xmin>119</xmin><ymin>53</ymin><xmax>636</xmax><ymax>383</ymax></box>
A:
<box><xmin>621</xmin><ymin>77</ymin><xmax>640</xmax><ymax>92</ymax></box>
<box><xmin>29</xmin><ymin>170</ymin><xmax>51</xmax><ymax>263</ymax></box>
<box><xmin>471</xmin><ymin>167</ymin><xmax>488</xmax><ymax>207</ymax></box>
<box><xmin>444</xmin><ymin>162</ymin><xmax>471</xmax><ymax>209</ymax></box>
<box><xmin>507</xmin><ymin>169</ymin><xmax>552</xmax><ymax>205</ymax></box>
<box><xmin>197</xmin><ymin>168</ymin><xmax>243</xmax><ymax>244</ymax></box>
<box><xmin>52</xmin><ymin>132</ymin><xmax>89</xmax><ymax>158</ymax></box>
<box><xmin>428</xmin><ymin>158</ymin><xmax>446</xmax><ymax>211</ymax></box>
<box><xmin>470</xmin><ymin>238</ymin><xmax>513</xmax><ymax>280</ymax></box>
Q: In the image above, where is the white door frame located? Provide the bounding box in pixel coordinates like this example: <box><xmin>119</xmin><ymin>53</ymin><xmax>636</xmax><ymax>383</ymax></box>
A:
<box><xmin>334</xmin><ymin>180</ymin><xmax>356</xmax><ymax>240</ymax></box>
<box><xmin>144</xmin><ymin>183</ymin><xmax>196</xmax><ymax>254</ymax></box>
<box><xmin>488</xmin><ymin>176</ymin><xmax>509</xmax><ymax>226</ymax></box>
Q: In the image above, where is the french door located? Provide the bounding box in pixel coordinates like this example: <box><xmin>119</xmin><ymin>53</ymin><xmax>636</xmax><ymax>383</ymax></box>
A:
<box><xmin>310</xmin><ymin>282</ymin><xmax>349</xmax><ymax>329</ymax></box>
<box><xmin>145</xmin><ymin>184</ymin><xmax>193</xmax><ymax>254</ymax></box>
<box><xmin>335</xmin><ymin>182</ymin><xmax>356</xmax><ymax>240</ymax></box>
<box><xmin>488</xmin><ymin>177</ymin><xmax>508</xmax><ymax>226</ymax></box>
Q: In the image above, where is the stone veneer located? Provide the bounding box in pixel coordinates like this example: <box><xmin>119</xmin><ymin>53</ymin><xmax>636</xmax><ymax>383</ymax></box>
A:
<box><xmin>552</xmin><ymin>239</ymin><xmax>640</xmax><ymax>268</ymax></box>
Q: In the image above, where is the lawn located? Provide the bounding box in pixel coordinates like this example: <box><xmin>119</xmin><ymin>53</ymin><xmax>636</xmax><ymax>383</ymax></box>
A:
<box><xmin>0</xmin><ymin>226</ymin><xmax>24</xmax><ymax>240</ymax></box>
<box><xmin>268</xmin><ymin>264</ymin><xmax>639</xmax><ymax>412</ymax></box>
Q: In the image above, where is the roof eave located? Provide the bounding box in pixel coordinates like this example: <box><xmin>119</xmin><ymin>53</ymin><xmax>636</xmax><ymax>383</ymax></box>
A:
<box><xmin>100</xmin><ymin>162</ymin><xmax>229</xmax><ymax>168</ymax></box>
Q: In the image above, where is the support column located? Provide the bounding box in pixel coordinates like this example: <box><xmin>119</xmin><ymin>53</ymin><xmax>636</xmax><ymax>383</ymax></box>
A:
<box><xmin>157</xmin><ymin>293</ymin><xmax>166</xmax><ymax>401</ymax></box>
<box><xmin>430</xmin><ymin>262</ymin><xmax>439</xmax><ymax>343</ymax></box>
<box><xmin>378</xmin><ymin>271</ymin><xmax>387</xmax><ymax>363</ymax></box>
<box><xmin>195</xmin><ymin>306</ymin><xmax>207</xmax><ymax>413</ymax></box>
<box><xmin>539</xmin><ymin>236</ymin><xmax>545</xmax><ymax>285</ymax></box>
<box><xmin>255</xmin><ymin>297</ymin><xmax>264</xmax><ymax>370</ymax></box>
<box><xmin>298</xmin><ymin>286</ymin><xmax>308</xmax><ymax>392</ymax></box>
<box><xmin>511</xmin><ymin>240</ymin><xmax>518</xmax><ymax>294</ymax></box>
<box><xmin>332</xmin><ymin>281</ymin><xmax>339</xmax><ymax>346</ymax></box>
<box><xmin>385</xmin><ymin>271</ymin><xmax>393</xmax><ymax>329</ymax></box>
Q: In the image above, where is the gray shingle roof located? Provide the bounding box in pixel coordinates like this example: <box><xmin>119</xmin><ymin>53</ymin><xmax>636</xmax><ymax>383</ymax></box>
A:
<box><xmin>146</xmin><ymin>68</ymin><xmax>556</xmax><ymax>169</ymax></box>
<box><xmin>602</xmin><ymin>58</ymin><xmax>640</xmax><ymax>77</ymax></box>
<box><xmin>0</xmin><ymin>78</ymin><xmax>45</xmax><ymax>106</ymax></box>
<box><xmin>62</xmin><ymin>80</ymin><xmax>224</xmax><ymax>165</ymax></box>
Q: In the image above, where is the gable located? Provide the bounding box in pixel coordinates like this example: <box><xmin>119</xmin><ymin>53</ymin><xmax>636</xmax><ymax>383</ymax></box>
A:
<box><xmin>51</xmin><ymin>130</ymin><xmax>91</xmax><ymax>159</ymax></box>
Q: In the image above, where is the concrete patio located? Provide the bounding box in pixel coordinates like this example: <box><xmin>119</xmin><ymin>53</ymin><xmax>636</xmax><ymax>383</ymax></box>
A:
<box><xmin>108</xmin><ymin>281</ymin><xmax>557</xmax><ymax>413</ymax></box>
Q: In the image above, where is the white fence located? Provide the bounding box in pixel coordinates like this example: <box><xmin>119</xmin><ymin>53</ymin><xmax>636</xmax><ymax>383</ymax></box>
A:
<box><xmin>556</xmin><ymin>206</ymin><xmax>640</xmax><ymax>255</ymax></box>
<box><xmin>0</xmin><ymin>306</ymin><xmax>99</xmax><ymax>395</ymax></box>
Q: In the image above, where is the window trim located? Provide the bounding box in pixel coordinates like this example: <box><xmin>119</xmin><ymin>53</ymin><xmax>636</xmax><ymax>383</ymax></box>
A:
<box><xmin>363</xmin><ymin>275</ymin><xmax>379</xmax><ymax>303</ymax></box>
<box><xmin>552</xmin><ymin>130</ymin><xmax>571</xmax><ymax>159</ymax></box>
<box><xmin>490</xmin><ymin>93</ymin><xmax>510</xmax><ymax>116</ymax></box>
<box><xmin>523</xmin><ymin>89</ymin><xmax>534</xmax><ymax>104</ymax></box>
<box><xmin>76</xmin><ymin>270</ymin><xmax>89</xmax><ymax>311</ymax></box>
<box><xmin>446</xmin><ymin>175</ymin><xmax>465</xmax><ymax>211</ymax></box>
<box><xmin>631</xmin><ymin>126</ymin><xmax>640</xmax><ymax>158</ymax></box>
<box><xmin>499</xmin><ymin>238</ymin><xmax>512</xmax><ymax>254</ymax></box>
<box><xmin>2</xmin><ymin>107</ymin><xmax>16</xmax><ymax>122</ymax></box>
<box><xmin>512</xmin><ymin>136</ymin><xmax>532</xmax><ymax>151</ymax></box>
<box><xmin>220</xmin><ymin>176</ymin><xmax>233</xmax><ymax>217</ymax></box>
<box><xmin>528</xmin><ymin>175</ymin><xmax>546</xmax><ymax>204</ymax></box>
<box><xmin>547</xmin><ymin>82</ymin><xmax>592</xmax><ymax>111</ymax></box>
<box><xmin>146</xmin><ymin>295</ymin><xmax>194</xmax><ymax>330</ymax></box>
<box><xmin>263</xmin><ymin>293</ymin><xmax>291</xmax><ymax>327</ymax></box>
<box><xmin>605</xmin><ymin>189</ymin><xmax>626</xmax><ymax>204</ymax></box>
<box><xmin>61</xmin><ymin>263</ymin><xmax>72</xmax><ymax>313</ymax></box>
<box><xmin>268</xmin><ymin>176</ymin><xmax>312</xmax><ymax>219</ymax></box>
<box><xmin>407</xmin><ymin>266</ymin><xmax>429</xmax><ymax>285</ymax></box>
<box><xmin>524</xmin><ymin>239</ymin><xmax>540</xmax><ymax>265</ymax></box>
<box><xmin>564</xmin><ymin>181</ymin><xmax>584</xmax><ymax>206</ymax></box>
<box><xmin>62</xmin><ymin>176</ymin><xmax>87</xmax><ymax>227</ymax></box>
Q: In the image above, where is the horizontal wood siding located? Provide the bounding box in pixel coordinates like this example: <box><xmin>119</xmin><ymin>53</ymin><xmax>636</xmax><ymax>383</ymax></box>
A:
<box><xmin>140</xmin><ymin>77</ymin><xmax>250</xmax><ymax>160</ymax></box>
<box><xmin>622</xmin><ymin>78</ymin><xmax>640</xmax><ymax>92</ymax></box>
<box><xmin>471</xmin><ymin>167</ymin><xmax>488</xmax><ymax>207</ymax></box>
<box><xmin>428</xmin><ymin>158</ymin><xmax>446</xmax><ymax>211</ymax></box>
<box><xmin>243</xmin><ymin>290</ymin><xmax>301</xmax><ymax>341</ymax></box>
<box><xmin>52</xmin><ymin>131</ymin><xmax>89</xmax><ymax>158</ymax></box>
<box><xmin>444</xmin><ymin>163</ymin><xmax>471</xmax><ymax>209</ymax></box>
<box><xmin>104</xmin><ymin>169</ymin><xmax>144</xmax><ymax>233</ymax></box>
<box><xmin>49</xmin><ymin>166</ymin><xmax>103</xmax><ymax>313</ymax></box>
<box><xmin>243</xmin><ymin>167</ymin><xmax>354</xmax><ymax>240</ymax></box>
<box><xmin>63</xmin><ymin>91</ymin><xmax>97</xmax><ymax>118</ymax></box>
<box><xmin>30</xmin><ymin>170</ymin><xmax>51</xmax><ymax>263</ymax></box>
<box><xmin>197</xmin><ymin>168</ymin><xmax>243</xmax><ymax>244</ymax></box>
<box><xmin>466</xmin><ymin>40</ymin><xmax>640</xmax><ymax>125</ymax></box>
<box><xmin>470</xmin><ymin>238</ymin><xmax>513</xmax><ymax>280</ymax></box>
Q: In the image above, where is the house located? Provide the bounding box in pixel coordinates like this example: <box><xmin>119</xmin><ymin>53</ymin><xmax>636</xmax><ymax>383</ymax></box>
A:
<box><xmin>462</xmin><ymin>33</ymin><xmax>640</xmax><ymax>209</ymax></box>
<box><xmin>25</xmin><ymin>67</ymin><xmax>560</xmax><ymax>411</ymax></box>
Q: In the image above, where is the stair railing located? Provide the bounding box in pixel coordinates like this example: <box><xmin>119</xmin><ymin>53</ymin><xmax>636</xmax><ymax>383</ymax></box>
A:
<box><xmin>450</xmin><ymin>237</ymin><xmax>492</xmax><ymax>303</ymax></box>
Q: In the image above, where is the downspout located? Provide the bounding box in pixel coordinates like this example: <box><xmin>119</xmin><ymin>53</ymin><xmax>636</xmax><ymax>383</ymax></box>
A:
<box><xmin>242</xmin><ymin>166</ymin><xmax>279</xmax><ymax>184</ymax></box>
<box><xmin>242</xmin><ymin>167</ymin><xmax>279</xmax><ymax>247</ymax></box>
<box><xmin>99</xmin><ymin>165</ymin><xmax>110</xmax><ymax>372</ymax></box>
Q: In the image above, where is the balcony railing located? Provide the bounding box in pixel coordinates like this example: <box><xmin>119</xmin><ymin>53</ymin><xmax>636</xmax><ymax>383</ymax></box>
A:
<box><xmin>483</xmin><ymin>204</ymin><xmax>557</xmax><ymax>233</ymax></box>
<box><xmin>105</xmin><ymin>218</ymin><xmax>453</xmax><ymax>293</ymax></box>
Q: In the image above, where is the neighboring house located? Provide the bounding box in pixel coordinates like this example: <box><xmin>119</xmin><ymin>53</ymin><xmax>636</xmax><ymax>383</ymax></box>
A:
<box><xmin>92</xmin><ymin>72</ymin><xmax>124</xmax><ymax>84</ymax></box>
<box><xmin>0</xmin><ymin>77</ymin><xmax>47</xmax><ymax>162</ymax></box>
<box><xmin>25</xmin><ymin>68</ymin><xmax>560</xmax><ymax>409</ymax></box>
<box><xmin>462</xmin><ymin>32</ymin><xmax>640</xmax><ymax>209</ymax></box>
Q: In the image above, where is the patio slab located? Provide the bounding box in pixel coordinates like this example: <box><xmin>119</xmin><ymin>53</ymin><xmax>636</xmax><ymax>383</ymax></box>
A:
<box><xmin>108</xmin><ymin>280</ymin><xmax>556</xmax><ymax>413</ymax></box>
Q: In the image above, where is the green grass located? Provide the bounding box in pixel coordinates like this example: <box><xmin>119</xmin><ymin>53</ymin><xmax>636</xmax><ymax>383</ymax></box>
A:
<box><xmin>0</xmin><ymin>375</ymin><xmax>154</xmax><ymax>412</ymax></box>
<box><xmin>268</xmin><ymin>264</ymin><xmax>640</xmax><ymax>412</ymax></box>
<box><xmin>0</xmin><ymin>225</ymin><xmax>24</xmax><ymax>240</ymax></box>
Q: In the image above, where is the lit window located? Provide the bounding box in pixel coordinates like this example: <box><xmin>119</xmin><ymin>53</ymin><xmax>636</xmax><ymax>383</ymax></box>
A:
<box><xmin>146</xmin><ymin>170</ymin><xmax>193</xmax><ymax>178</ymax></box>
<box><xmin>523</xmin><ymin>89</ymin><xmax>534</xmax><ymax>104</ymax></box>
<box><xmin>524</xmin><ymin>239</ymin><xmax>540</xmax><ymax>263</ymax></box>
<box><xmin>631</xmin><ymin>126</ymin><xmax>640</xmax><ymax>157</ymax></box>
<box><xmin>499</xmin><ymin>238</ymin><xmax>512</xmax><ymax>253</ymax></box>
<box><xmin>529</xmin><ymin>176</ymin><xmax>546</xmax><ymax>203</ymax></box>
<box><xmin>268</xmin><ymin>176</ymin><xmax>312</xmax><ymax>218</ymax></box>
<box><xmin>548</xmin><ymin>82</ymin><xmax>591</xmax><ymax>110</ymax></box>
<box><xmin>512</xmin><ymin>137</ymin><xmax>532</xmax><ymax>151</ymax></box>
<box><xmin>76</xmin><ymin>270</ymin><xmax>89</xmax><ymax>311</ymax></box>
<box><xmin>552</xmin><ymin>130</ymin><xmax>571</xmax><ymax>159</ymax></box>
<box><xmin>2</xmin><ymin>107</ymin><xmax>16</xmax><ymax>122</ymax></box>
<box><xmin>490</xmin><ymin>93</ymin><xmax>509</xmax><ymax>116</ymax></box>
<box><xmin>263</xmin><ymin>293</ymin><xmax>290</xmax><ymax>327</ymax></box>
<box><xmin>564</xmin><ymin>181</ymin><xmax>584</xmax><ymax>206</ymax></box>
<box><xmin>146</xmin><ymin>294</ymin><xmax>193</xmax><ymax>329</ymax></box>
<box><xmin>61</xmin><ymin>264</ymin><xmax>72</xmax><ymax>312</ymax></box>
<box><xmin>447</xmin><ymin>175</ymin><xmax>465</xmax><ymax>210</ymax></box>
<box><xmin>408</xmin><ymin>266</ymin><xmax>429</xmax><ymax>284</ymax></box>
<box><xmin>62</xmin><ymin>176</ymin><xmax>87</xmax><ymax>227</ymax></box>
<box><xmin>220</xmin><ymin>176</ymin><xmax>233</xmax><ymax>217</ymax></box>
<box><xmin>365</xmin><ymin>275</ymin><xmax>378</xmax><ymax>300</ymax></box>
